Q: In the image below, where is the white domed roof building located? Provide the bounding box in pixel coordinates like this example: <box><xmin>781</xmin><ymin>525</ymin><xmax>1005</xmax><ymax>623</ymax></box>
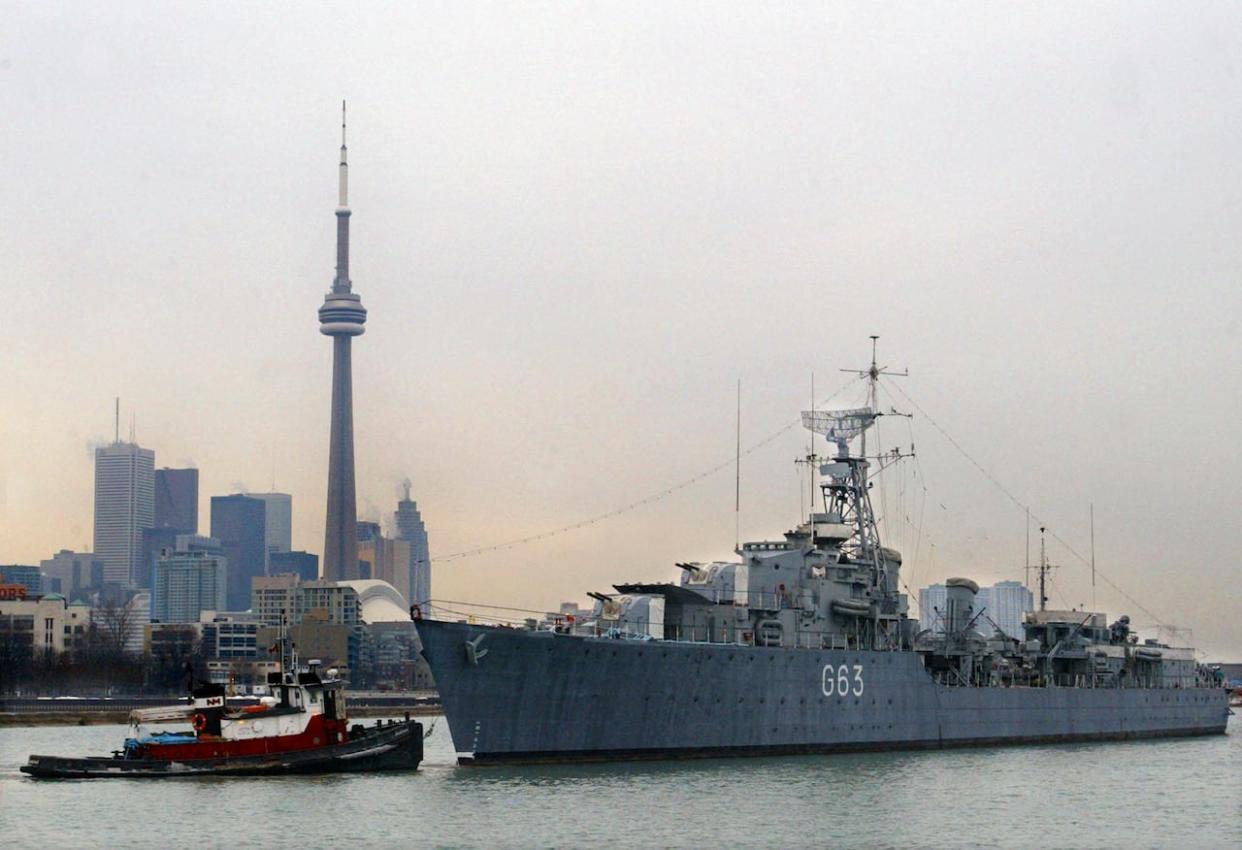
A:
<box><xmin>339</xmin><ymin>579</ymin><xmax>410</xmax><ymax>623</ymax></box>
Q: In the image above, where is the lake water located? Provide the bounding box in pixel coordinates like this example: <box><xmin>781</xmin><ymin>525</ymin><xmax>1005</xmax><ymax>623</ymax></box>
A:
<box><xmin>1</xmin><ymin>715</ymin><xmax>1238</xmax><ymax>849</ymax></box>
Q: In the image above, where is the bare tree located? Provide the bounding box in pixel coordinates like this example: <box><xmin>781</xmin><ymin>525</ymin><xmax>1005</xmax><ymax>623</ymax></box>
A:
<box><xmin>92</xmin><ymin>597</ymin><xmax>136</xmax><ymax>660</ymax></box>
<box><xmin>87</xmin><ymin>597</ymin><xmax>143</xmax><ymax>694</ymax></box>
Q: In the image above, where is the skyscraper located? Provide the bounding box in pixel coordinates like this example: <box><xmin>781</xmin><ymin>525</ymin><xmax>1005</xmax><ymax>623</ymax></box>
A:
<box><xmin>394</xmin><ymin>482</ymin><xmax>430</xmax><ymax>609</ymax></box>
<box><xmin>0</xmin><ymin>565</ymin><xmax>42</xmax><ymax>595</ymax></box>
<box><xmin>269</xmin><ymin>550</ymin><xmax>319</xmax><ymax>583</ymax></box>
<box><xmin>40</xmin><ymin>550</ymin><xmax>104</xmax><ymax>597</ymax></box>
<box><xmin>977</xmin><ymin>581</ymin><xmax>1034</xmax><ymax>639</ymax></box>
<box><xmin>139</xmin><ymin>526</ymin><xmax>181</xmax><ymax>588</ymax></box>
<box><xmin>918</xmin><ymin>584</ymin><xmax>949</xmax><ymax>634</ymax></box>
<box><xmin>248</xmin><ymin>492</ymin><xmax>292</xmax><ymax>556</ymax></box>
<box><xmin>151</xmin><ymin>550</ymin><xmax>227</xmax><ymax>623</ymax></box>
<box><xmin>319</xmin><ymin>103</ymin><xmax>367</xmax><ymax>581</ymax></box>
<box><xmin>94</xmin><ymin>440</ymin><xmax>155</xmax><ymax>587</ymax></box>
<box><xmin>154</xmin><ymin>467</ymin><xmax>199</xmax><ymax>533</ymax></box>
<box><xmin>356</xmin><ymin>520</ymin><xmax>382</xmax><ymax>580</ymax></box>
<box><xmin>210</xmin><ymin>495</ymin><xmax>267</xmax><ymax>611</ymax></box>
<box><xmin>919</xmin><ymin>580</ymin><xmax>1034</xmax><ymax>639</ymax></box>
<box><xmin>356</xmin><ymin>524</ymin><xmax>412</xmax><ymax>604</ymax></box>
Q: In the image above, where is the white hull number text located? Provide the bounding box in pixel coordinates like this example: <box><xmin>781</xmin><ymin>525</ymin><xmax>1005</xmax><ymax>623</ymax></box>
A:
<box><xmin>821</xmin><ymin>664</ymin><xmax>864</xmax><ymax>697</ymax></box>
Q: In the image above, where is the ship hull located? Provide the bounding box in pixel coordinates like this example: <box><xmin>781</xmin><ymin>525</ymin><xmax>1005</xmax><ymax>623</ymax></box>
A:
<box><xmin>417</xmin><ymin>620</ymin><xmax>1229</xmax><ymax>764</ymax></box>
<box><xmin>20</xmin><ymin>719</ymin><xmax>423</xmax><ymax>779</ymax></box>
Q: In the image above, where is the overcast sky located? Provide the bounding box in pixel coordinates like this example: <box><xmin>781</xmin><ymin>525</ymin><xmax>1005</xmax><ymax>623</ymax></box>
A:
<box><xmin>2</xmin><ymin>2</ymin><xmax>1239</xmax><ymax>655</ymax></box>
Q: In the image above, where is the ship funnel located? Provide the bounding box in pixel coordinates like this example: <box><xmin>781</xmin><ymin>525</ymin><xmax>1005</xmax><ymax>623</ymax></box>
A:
<box><xmin>945</xmin><ymin>577</ymin><xmax>979</xmax><ymax>635</ymax></box>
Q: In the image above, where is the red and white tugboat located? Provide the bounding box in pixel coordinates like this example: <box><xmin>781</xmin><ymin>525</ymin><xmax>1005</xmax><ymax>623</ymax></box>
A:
<box><xmin>22</xmin><ymin>643</ymin><xmax>423</xmax><ymax>779</ymax></box>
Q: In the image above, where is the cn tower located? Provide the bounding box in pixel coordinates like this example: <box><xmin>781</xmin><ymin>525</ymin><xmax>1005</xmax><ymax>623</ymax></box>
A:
<box><xmin>319</xmin><ymin>102</ymin><xmax>366</xmax><ymax>580</ymax></box>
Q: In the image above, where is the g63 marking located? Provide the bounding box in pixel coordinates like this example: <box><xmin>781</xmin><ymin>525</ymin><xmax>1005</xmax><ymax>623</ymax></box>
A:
<box><xmin>821</xmin><ymin>664</ymin><xmax>864</xmax><ymax>697</ymax></box>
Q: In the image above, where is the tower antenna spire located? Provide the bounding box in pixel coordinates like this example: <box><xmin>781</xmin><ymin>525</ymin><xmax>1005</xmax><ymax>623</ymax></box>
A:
<box><xmin>338</xmin><ymin>100</ymin><xmax>349</xmax><ymax>213</ymax></box>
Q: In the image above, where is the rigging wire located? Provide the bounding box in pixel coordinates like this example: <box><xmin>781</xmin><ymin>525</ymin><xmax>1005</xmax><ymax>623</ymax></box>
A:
<box><xmin>432</xmin><ymin>374</ymin><xmax>867</xmax><ymax>564</ymax></box>
<box><xmin>431</xmin><ymin>599</ymin><xmax>550</xmax><ymax>616</ymax></box>
<box><xmin>879</xmin><ymin>381</ymin><xmax>928</xmax><ymax>594</ymax></box>
<box><xmin>881</xmin><ymin>377</ymin><xmax>1163</xmax><ymax>624</ymax></box>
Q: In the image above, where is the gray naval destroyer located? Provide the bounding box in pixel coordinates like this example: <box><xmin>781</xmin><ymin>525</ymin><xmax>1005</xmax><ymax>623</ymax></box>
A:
<box><xmin>417</xmin><ymin>357</ymin><xmax>1229</xmax><ymax>764</ymax></box>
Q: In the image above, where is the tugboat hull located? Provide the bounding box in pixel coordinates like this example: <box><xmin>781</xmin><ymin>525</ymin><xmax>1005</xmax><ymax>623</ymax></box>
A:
<box><xmin>21</xmin><ymin>719</ymin><xmax>423</xmax><ymax>779</ymax></box>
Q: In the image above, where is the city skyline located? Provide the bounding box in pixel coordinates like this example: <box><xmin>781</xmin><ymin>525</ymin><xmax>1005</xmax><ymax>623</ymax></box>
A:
<box><xmin>2</xmin><ymin>4</ymin><xmax>1240</xmax><ymax>657</ymax></box>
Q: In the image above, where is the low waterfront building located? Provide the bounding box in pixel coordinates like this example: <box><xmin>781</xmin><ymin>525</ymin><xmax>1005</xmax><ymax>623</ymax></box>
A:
<box><xmin>144</xmin><ymin>621</ymin><xmax>201</xmax><ymax>658</ymax></box>
<box><xmin>0</xmin><ymin>593</ymin><xmax>92</xmax><ymax>659</ymax></box>
<box><xmin>256</xmin><ymin>609</ymin><xmax>359</xmax><ymax>681</ymax></box>
<box><xmin>200</xmin><ymin>611</ymin><xmax>264</xmax><ymax>660</ymax></box>
<box><xmin>251</xmin><ymin>575</ymin><xmax>361</xmax><ymax>627</ymax></box>
<box><xmin>203</xmin><ymin>657</ymin><xmax>280</xmax><ymax>689</ymax></box>
<box><xmin>366</xmin><ymin>620</ymin><xmax>434</xmax><ymax>690</ymax></box>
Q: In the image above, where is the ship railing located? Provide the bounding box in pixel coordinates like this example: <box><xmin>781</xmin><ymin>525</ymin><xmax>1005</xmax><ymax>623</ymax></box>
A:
<box><xmin>730</xmin><ymin>591</ymin><xmax>797</xmax><ymax>611</ymax></box>
<box><xmin>639</xmin><ymin>623</ymin><xmax>860</xmax><ymax>652</ymax></box>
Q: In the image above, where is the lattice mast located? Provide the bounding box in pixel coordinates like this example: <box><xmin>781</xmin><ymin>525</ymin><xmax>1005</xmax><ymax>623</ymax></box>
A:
<box><xmin>801</xmin><ymin>338</ymin><xmax>911</xmax><ymax>647</ymax></box>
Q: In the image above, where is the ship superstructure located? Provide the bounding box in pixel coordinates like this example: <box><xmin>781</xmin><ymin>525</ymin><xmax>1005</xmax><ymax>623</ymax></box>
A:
<box><xmin>417</xmin><ymin>344</ymin><xmax>1228</xmax><ymax>763</ymax></box>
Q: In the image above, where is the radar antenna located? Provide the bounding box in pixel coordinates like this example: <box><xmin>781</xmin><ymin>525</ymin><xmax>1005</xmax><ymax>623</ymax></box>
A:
<box><xmin>801</xmin><ymin>407</ymin><xmax>877</xmax><ymax>459</ymax></box>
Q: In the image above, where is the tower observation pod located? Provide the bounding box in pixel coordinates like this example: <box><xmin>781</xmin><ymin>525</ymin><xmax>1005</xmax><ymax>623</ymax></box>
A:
<box><xmin>320</xmin><ymin>101</ymin><xmax>366</xmax><ymax>581</ymax></box>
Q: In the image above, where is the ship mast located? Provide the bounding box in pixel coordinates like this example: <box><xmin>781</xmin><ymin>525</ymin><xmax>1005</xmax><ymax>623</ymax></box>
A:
<box><xmin>839</xmin><ymin>335</ymin><xmax>907</xmax><ymax>463</ymax></box>
<box><xmin>800</xmin><ymin>338</ymin><xmax>913</xmax><ymax>649</ymax></box>
<box><xmin>1037</xmin><ymin>526</ymin><xmax>1058</xmax><ymax>611</ymax></box>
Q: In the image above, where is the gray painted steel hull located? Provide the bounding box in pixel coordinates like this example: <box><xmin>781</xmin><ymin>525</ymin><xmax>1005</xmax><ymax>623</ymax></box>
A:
<box><xmin>417</xmin><ymin>620</ymin><xmax>1229</xmax><ymax>764</ymax></box>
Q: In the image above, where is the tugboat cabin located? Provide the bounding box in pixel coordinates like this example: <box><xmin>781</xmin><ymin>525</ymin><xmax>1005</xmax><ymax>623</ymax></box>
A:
<box><xmin>124</xmin><ymin>661</ymin><xmax>350</xmax><ymax>760</ymax></box>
